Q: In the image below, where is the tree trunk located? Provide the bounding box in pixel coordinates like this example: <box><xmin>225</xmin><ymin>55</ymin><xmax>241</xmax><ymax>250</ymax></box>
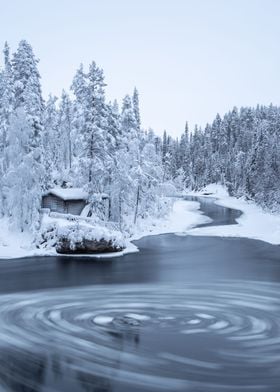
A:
<box><xmin>69</xmin><ymin>138</ymin><xmax>72</xmax><ymax>169</ymax></box>
<box><xmin>88</xmin><ymin>134</ymin><xmax>94</xmax><ymax>183</ymax></box>
<box><xmin>134</xmin><ymin>182</ymin><xmax>140</xmax><ymax>225</ymax></box>
<box><xmin>119</xmin><ymin>194</ymin><xmax>122</xmax><ymax>231</ymax></box>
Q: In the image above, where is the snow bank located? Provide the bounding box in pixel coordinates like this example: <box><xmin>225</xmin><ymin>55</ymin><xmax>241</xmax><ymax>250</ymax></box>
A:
<box><xmin>2</xmin><ymin>183</ymin><xmax>279</xmax><ymax>260</ymax></box>
<box><xmin>56</xmin><ymin>223</ymin><xmax>125</xmax><ymax>250</ymax></box>
<box><xmin>0</xmin><ymin>214</ymin><xmax>129</xmax><ymax>260</ymax></box>
<box><xmin>131</xmin><ymin>198</ymin><xmax>211</xmax><ymax>240</ymax></box>
<box><xmin>0</xmin><ymin>198</ymin><xmax>210</xmax><ymax>260</ymax></box>
<box><xmin>36</xmin><ymin>214</ymin><xmax>129</xmax><ymax>257</ymax></box>
<box><xmin>0</xmin><ymin>218</ymin><xmax>35</xmax><ymax>259</ymax></box>
<box><xmin>188</xmin><ymin>184</ymin><xmax>280</xmax><ymax>245</ymax></box>
<box><xmin>53</xmin><ymin>198</ymin><xmax>211</xmax><ymax>256</ymax></box>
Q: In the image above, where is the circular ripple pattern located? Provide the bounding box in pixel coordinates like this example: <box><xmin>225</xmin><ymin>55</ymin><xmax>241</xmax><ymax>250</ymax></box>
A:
<box><xmin>0</xmin><ymin>281</ymin><xmax>280</xmax><ymax>391</ymax></box>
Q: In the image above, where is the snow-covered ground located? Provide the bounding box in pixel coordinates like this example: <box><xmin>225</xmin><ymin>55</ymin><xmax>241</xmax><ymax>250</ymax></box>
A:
<box><xmin>1</xmin><ymin>185</ymin><xmax>280</xmax><ymax>260</ymax></box>
<box><xmin>0</xmin><ymin>198</ymin><xmax>209</xmax><ymax>260</ymax></box>
<box><xmin>187</xmin><ymin>184</ymin><xmax>280</xmax><ymax>245</ymax></box>
<box><xmin>0</xmin><ymin>218</ymin><xmax>35</xmax><ymax>259</ymax></box>
<box><xmin>0</xmin><ymin>213</ymin><xmax>138</xmax><ymax>260</ymax></box>
<box><xmin>131</xmin><ymin>199</ymin><xmax>210</xmax><ymax>240</ymax></box>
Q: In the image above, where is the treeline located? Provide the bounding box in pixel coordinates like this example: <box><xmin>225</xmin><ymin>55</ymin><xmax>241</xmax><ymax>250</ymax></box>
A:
<box><xmin>0</xmin><ymin>40</ymin><xmax>172</xmax><ymax>232</ymax></box>
<box><xmin>165</xmin><ymin>106</ymin><xmax>280</xmax><ymax>210</ymax></box>
<box><xmin>1</xmin><ymin>40</ymin><xmax>279</xmax><ymax>234</ymax></box>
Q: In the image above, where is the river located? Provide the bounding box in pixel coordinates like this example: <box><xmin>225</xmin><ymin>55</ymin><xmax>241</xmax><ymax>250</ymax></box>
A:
<box><xmin>0</xmin><ymin>197</ymin><xmax>279</xmax><ymax>391</ymax></box>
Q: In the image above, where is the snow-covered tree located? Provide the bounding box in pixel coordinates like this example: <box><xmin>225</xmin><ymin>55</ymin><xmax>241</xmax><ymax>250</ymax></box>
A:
<box><xmin>12</xmin><ymin>40</ymin><xmax>44</xmax><ymax>148</ymax></box>
<box><xmin>5</xmin><ymin>108</ymin><xmax>43</xmax><ymax>230</ymax></box>
<box><xmin>132</xmin><ymin>87</ymin><xmax>141</xmax><ymax>133</ymax></box>
<box><xmin>42</xmin><ymin>94</ymin><xmax>59</xmax><ymax>186</ymax></box>
<box><xmin>58</xmin><ymin>90</ymin><xmax>73</xmax><ymax>172</ymax></box>
<box><xmin>71</xmin><ymin>61</ymin><xmax>109</xmax><ymax>213</ymax></box>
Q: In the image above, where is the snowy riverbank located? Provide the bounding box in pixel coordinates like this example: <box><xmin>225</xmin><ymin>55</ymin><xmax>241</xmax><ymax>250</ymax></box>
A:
<box><xmin>0</xmin><ymin>198</ymin><xmax>209</xmax><ymax>260</ymax></box>
<box><xmin>187</xmin><ymin>184</ymin><xmax>280</xmax><ymax>245</ymax></box>
<box><xmin>0</xmin><ymin>216</ymin><xmax>135</xmax><ymax>260</ymax></box>
<box><xmin>1</xmin><ymin>186</ymin><xmax>280</xmax><ymax>260</ymax></box>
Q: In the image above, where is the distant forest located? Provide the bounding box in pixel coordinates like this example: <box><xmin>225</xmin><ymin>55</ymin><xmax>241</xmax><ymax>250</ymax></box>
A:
<box><xmin>168</xmin><ymin>105</ymin><xmax>280</xmax><ymax>211</ymax></box>
<box><xmin>0</xmin><ymin>40</ymin><xmax>279</xmax><ymax>234</ymax></box>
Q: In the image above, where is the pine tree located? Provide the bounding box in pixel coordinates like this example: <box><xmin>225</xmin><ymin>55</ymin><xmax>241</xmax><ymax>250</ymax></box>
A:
<box><xmin>132</xmin><ymin>87</ymin><xmax>141</xmax><ymax>133</ymax></box>
<box><xmin>72</xmin><ymin>61</ymin><xmax>108</xmax><ymax>212</ymax></box>
<box><xmin>42</xmin><ymin>94</ymin><xmax>59</xmax><ymax>186</ymax></box>
<box><xmin>121</xmin><ymin>95</ymin><xmax>137</xmax><ymax>140</ymax></box>
<box><xmin>5</xmin><ymin>108</ymin><xmax>43</xmax><ymax>230</ymax></box>
<box><xmin>3</xmin><ymin>40</ymin><xmax>45</xmax><ymax>229</ymax></box>
<box><xmin>58</xmin><ymin>90</ymin><xmax>73</xmax><ymax>171</ymax></box>
<box><xmin>12</xmin><ymin>40</ymin><xmax>44</xmax><ymax>148</ymax></box>
<box><xmin>0</xmin><ymin>42</ymin><xmax>14</xmax><ymax>166</ymax></box>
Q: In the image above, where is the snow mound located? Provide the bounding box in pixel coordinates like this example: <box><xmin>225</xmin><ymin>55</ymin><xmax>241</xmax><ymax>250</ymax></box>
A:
<box><xmin>56</xmin><ymin>223</ymin><xmax>125</xmax><ymax>250</ymax></box>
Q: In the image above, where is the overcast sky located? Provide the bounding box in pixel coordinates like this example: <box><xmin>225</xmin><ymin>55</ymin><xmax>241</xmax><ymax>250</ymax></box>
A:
<box><xmin>1</xmin><ymin>0</ymin><xmax>280</xmax><ymax>137</ymax></box>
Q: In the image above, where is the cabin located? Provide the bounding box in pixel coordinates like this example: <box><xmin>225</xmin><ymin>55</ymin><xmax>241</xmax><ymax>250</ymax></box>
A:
<box><xmin>42</xmin><ymin>188</ymin><xmax>88</xmax><ymax>215</ymax></box>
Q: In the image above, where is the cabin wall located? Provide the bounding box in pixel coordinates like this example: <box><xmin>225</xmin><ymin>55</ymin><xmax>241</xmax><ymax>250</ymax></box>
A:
<box><xmin>42</xmin><ymin>195</ymin><xmax>66</xmax><ymax>213</ymax></box>
<box><xmin>42</xmin><ymin>195</ymin><xmax>86</xmax><ymax>216</ymax></box>
<box><xmin>66</xmin><ymin>201</ymin><xmax>86</xmax><ymax>215</ymax></box>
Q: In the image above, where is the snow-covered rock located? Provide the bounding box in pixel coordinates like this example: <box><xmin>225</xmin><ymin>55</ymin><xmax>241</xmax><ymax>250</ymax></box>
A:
<box><xmin>56</xmin><ymin>223</ymin><xmax>124</xmax><ymax>254</ymax></box>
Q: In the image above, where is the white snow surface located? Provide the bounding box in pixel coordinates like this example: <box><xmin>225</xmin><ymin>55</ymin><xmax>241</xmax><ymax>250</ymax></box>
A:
<box><xmin>131</xmin><ymin>199</ymin><xmax>210</xmax><ymax>240</ymax></box>
<box><xmin>187</xmin><ymin>184</ymin><xmax>280</xmax><ymax>245</ymax></box>
<box><xmin>0</xmin><ymin>218</ymin><xmax>35</xmax><ymax>259</ymax></box>
<box><xmin>1</xmin><ymin>186</ymin><xmax>280</xmax><ymax>259</ymax></box>
<box><xmin>0</xmin><ymin>197</ymin><xmax>208</xmax><ymax>259</ymax></box>
<box><xmin>45</xmin><ymin>187</ymin><xmax>88</xmax><ymax>200</ymax></box>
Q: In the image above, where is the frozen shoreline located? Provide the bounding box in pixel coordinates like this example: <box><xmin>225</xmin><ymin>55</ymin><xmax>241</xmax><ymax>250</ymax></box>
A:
<box><xmin>187</xmin><ymin>184</ymin><xmax>280</xmax><ymax>245</ymax></box>
<box><xmin>0</xmin><ymin>199</ymin><xmax>209</xmax><ymax>260</ymax></box>
<box><xmin>1</xmin><ymin>185</ymin><xmax>280</xmax><ymax>260</ymax></box>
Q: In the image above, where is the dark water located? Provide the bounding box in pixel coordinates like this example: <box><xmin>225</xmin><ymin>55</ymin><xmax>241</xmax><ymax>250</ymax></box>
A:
<box><xmin>185</xmin><ymin>196</ymin><xmax>243</xmax><ymax>228</ymax></box>
<box><xmin>0</xmin><ymin>197</ymin><xmax>280</xmax><ymax>391</ymax></box>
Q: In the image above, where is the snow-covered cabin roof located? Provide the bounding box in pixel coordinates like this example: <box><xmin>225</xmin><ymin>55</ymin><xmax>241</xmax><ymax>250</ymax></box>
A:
<box><xmin>45</xmin><ymin>188</ymin><xmax>88</xmax><ymax>201</ymax></box>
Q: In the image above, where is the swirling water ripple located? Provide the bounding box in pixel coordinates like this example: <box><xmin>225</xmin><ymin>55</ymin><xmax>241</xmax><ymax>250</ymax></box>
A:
<box><xmin>0</xmin><ymin>280</ymin><xmax>280</xmax><ymax>391</ymax></box>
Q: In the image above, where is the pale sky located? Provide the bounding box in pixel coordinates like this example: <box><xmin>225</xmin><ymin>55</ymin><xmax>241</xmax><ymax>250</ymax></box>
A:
<box><xmin>1</xmin><ymin>0</ymin><xmax>280</xmax><ymax>137</ymax></box>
